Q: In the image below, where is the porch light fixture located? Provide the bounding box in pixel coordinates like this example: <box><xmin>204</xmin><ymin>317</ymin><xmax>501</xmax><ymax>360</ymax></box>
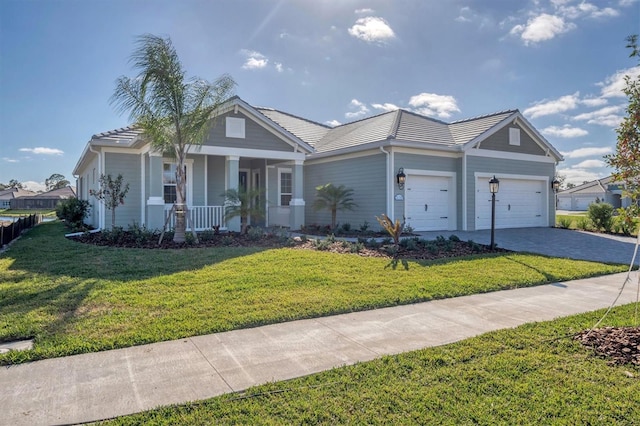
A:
<box><xmin>489</xmin><ymin>175</ymin><xmax>499</xmax><ymax>250</ymax></box>
<box><xmin>396</xmin><ymin>168</ymin><xmax>406</xmax><ymax>190</ymax></box>
<box><xmin>551</xmin><ymin>178</ymin><xmax>561</xmax><ymax>193</ymax></box>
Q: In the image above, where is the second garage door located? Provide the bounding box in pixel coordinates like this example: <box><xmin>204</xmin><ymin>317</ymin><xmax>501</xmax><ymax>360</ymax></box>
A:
<box><xmin>405</xmin><ymin>175</ymin><xmax>455</xmax><ymax>231</ymax></box>
<box><xmin>476</xmin><ymin>177</ymin><xmax>547</xmax><ymax>229</ymax></box>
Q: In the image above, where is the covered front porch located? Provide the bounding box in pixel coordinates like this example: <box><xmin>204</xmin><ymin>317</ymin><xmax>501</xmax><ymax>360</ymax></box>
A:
<box><xmin>145</xmin><ymin>147</ymin><xmax>307</xmax><ymax>232</ymax></box>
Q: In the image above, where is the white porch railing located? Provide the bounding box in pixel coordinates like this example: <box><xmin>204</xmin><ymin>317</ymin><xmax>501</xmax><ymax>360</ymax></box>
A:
<box><xmin>164</xmin><ymin>206</ymin><xmax>225</xmax><ymax>231</ymax></box>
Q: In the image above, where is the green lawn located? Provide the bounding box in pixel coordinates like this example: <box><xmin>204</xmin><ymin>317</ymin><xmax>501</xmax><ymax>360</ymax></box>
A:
<box><xmin>0</xmin><ymin>221</ymin><xmax>627</xmax><ymax>365</ymax></box>
<box><xmin>0</xmin><ymin>208</ymin><xmax>56</xmax><ymax>217</ymax></box>
<box><xmin>101</xmin><ymin>304</ymin><xmax>640</xmax><ymax>425</ymax></box>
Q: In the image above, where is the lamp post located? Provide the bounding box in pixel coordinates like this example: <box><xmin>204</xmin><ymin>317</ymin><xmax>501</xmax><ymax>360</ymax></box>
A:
<box><xmin>551</xmin><ymin>177</ymin><xmax>560</xmax><ymax>210</ymax></box>
<box><xmin>489</xmin><ymin>175</ymin><xmax>499</xmax><ymax>249</ymax></box>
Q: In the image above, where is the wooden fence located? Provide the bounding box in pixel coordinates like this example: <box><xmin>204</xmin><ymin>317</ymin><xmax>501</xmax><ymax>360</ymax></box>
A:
<box><xmin>0</xmin><ymin>214</ymin><xmax>42</xmax><ymax>247</ymax></box>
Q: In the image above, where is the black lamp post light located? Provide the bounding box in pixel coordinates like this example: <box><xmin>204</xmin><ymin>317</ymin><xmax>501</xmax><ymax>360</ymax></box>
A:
<box><xmin>489</xmin><ymin>175</ymin><xmax>499</xmax><ymax>250</ymax></box>
<box><xmin>396</xmin><ymin>167</ymin><xmax>406</xmax><ymax>190</ymax></box>
<box><xmin>551</xmin><ymin>177</ymin><xmax>561</xmax><ymax>209</ymax></box>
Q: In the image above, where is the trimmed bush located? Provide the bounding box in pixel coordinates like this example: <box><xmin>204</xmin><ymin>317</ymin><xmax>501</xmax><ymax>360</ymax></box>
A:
<box><xmin>588</xmin><ymin>202</ymin><xmax>613</xmax><ymax>232</ymax></box>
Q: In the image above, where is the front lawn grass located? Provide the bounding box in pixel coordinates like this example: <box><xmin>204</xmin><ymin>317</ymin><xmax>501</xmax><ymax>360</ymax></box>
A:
<box><xmin>102</xmin><ymin>304</ymin><xmax>640</xmax><ymax>425</ymax></box>
<box><xmin>0</xmin><ymin>221</ymin><xmax>627</xmax><ymax>365</ymax></box>
<box><xmin>0</xmin><ymin>208</ymin><xmax>56</xmax><ymax>217</ymax></box>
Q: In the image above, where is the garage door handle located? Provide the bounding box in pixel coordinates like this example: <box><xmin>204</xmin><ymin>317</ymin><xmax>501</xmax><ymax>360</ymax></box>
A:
<box><xmin>508</xmin><ymin>204</ymin><xmax>511</xmax><ymax>211</ymax></box>
<box><xmin>424</xmin><ymin>204</ymin><xmax>428</xmax><ymax>212</ymax></box>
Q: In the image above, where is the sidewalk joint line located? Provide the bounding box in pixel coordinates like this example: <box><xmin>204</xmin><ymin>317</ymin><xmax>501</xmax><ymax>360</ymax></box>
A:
<box><xmin>189</xmin><ymin>337</ymin><xmax>235</xmax><ymax>392</ymax></box>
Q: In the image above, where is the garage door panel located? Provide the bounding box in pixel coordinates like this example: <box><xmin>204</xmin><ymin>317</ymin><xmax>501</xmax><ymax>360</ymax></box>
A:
<box><xmin>476</xmin><ymin>178</ymin><xmax>546</xmax><ymax>229</ymax></box>
<box><xmin>405</xmin><ymin>175</ymin><xmax>453</xmax><ymax>231</ymax></box>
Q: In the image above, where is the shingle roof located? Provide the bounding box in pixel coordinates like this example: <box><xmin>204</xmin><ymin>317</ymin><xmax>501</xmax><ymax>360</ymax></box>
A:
<box><xmin>256</xmin><ymin>108</ymin><xmax>330</xmax><ymax>147</ymax></box>
<box><xmin>314</xmin><ymin>111</ymin><xmax>398</xmax><ymax>153</ymax></box>
<box><xmin>449</xmin><ymin>110</ymin><xmax>517</xmax><ymax>145</ymax></box>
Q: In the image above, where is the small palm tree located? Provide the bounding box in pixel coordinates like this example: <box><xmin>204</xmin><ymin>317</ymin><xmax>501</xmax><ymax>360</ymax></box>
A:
<box><xmin>222</xmin><ymin>188</ymin><xmax>265</xmax><ymax>234</ymax></box>
<box><xmin>312</xmin><ymin>183</ymin><xmax>357</xmax><ymax>230</ymax></box>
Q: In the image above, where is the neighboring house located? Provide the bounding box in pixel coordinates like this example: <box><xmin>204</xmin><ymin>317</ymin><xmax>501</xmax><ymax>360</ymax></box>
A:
<box><xmin>73</xmin><ymin>96</ymin><xmax>563</xmax><ymax>232</ymax></box>
<box><xmin>0</xmin><ymin>188</ymin><xmax>37</xmax><ymax>209</ymax></box>
<box><xmin>10</xmin><ymin>186</ymin><xmax>76</xmax><ymax>210</ymax></box>
<box><xmin>557</xmin><ymin>176</ymin><xmax>631</xmax><ymax>211</ymax></box>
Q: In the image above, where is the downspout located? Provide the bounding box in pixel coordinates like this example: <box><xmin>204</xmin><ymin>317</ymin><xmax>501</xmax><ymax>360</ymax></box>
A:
<box><xmin>379</xmin><ymin>146</ymin><xmax>392</xmax><ymax>221</ymax></box>
<box><xmin>88</xmin><ymin>145</ymin><xmax>103</xmax><ymax>230</ymax></box>
<box><xmin>462</xmin><ymin>149</ymin><xmax>467</xmax><ymax>230</ymax></box>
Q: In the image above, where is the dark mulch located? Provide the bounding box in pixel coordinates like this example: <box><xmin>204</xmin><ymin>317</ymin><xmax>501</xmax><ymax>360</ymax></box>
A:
<box><xmin>69</xmin><ymin>230</ymin><xmax>507</xmax><ymax>260</ymax></box>
<box><xmin>575</xmin><ymin>326</ymin><xmax>640</xmax><ymax>366</ymax></box>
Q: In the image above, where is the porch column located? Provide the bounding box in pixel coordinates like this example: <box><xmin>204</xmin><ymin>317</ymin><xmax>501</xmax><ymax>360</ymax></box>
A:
<box><xmin>146</xmin><ymin>152</ymin><xmax>165</xmax><ymax>230</ymax></box>
<box><xmin>225</xmin><ymin>155</ymin><xmax>241</xmax><ymax>232</ymax></box>
<box><xmin>289</xmin><ymin>160</ymin><xmax>305</xmax><ymax>231</ymax></box>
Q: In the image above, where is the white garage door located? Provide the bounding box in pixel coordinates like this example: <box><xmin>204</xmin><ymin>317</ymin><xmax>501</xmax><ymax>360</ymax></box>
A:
<box><xmin>405</xmin><ymin>175</ymin><xmax>454</xmax><ymax>231</ymax></box>
<box><xmin>476</xmin><ymin>178</ymin><xmax>546</xmax><ymax>229</ymax></box>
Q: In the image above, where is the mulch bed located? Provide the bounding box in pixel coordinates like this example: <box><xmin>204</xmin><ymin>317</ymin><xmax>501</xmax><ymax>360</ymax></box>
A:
<box><xmin>575</xmin><ymin>326</ymin><xmax>640</xmax><ymax>366</ymax></box>
<box><xmin>69</xmin><ymin>231</ymin><xmax>508</xmax><ymax>260</ymax></box>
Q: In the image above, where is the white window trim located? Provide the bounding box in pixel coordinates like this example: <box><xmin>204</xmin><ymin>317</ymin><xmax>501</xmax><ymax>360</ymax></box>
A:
<box><xmin>278</xmin><ymin>168</ymin><xmax>292</xmax><ymax>207</ymax></box>
<box><xmin>509</xmin><ymin>128</ymin><xmax>521</xmax><ymax>146</ymax></box>
<box><xmin>226</xmin><ymin>117</ymin><xmax>246</xmax><ymax>139</ymax></box>
<box><xmin>162</xmin><ymin>159</ymin><xmax>194</xmax><ymax>206</ymax></box>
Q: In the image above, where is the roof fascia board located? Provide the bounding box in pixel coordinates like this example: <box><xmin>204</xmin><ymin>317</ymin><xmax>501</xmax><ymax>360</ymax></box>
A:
<box><xmin>462</xmin><ymin>111</ymin><xmax>519</xmax><ymax>152</ymax></box>
<box><xmin>514</xmin><ymin>113</ymin><xmax>564</xmax><ymax>161</ymax></box>
<box><xmin>188</xmin><ymin>144</ymin><xmax>307</xmax><ymax>161</ymax></box>
<box><xmin>466</xmin><ymin>147</ymin><xmax>557</xmax><ymax>164</ymax></box>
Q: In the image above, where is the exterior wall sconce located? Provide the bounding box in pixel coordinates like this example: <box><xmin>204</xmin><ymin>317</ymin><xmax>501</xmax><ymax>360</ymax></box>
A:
<box><xmin>396</xmin><ymin>168</ymin><xmax>406</xmax><ymax>190</ymax></box>
<box><xmin>489</xmin><ymin>175</ymin><xmax>499</xmax><ymax>249</ymax></box>
<box><xmin>551</xmin><ymin>178</ymin><xmax>560</xmax><ymax>193</ymax></box>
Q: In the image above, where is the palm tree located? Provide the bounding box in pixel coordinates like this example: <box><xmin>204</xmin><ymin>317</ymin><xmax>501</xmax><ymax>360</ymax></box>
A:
<box><xmin>111</xmin><ymin>34</ymin><xmax>235</xmax><ymax>242</ymax></box>
<box><xmin>222</xmin><ymin>188</ymin><xmax>265</xmax><ymax>234</ymax></box>
<box><xmin>312</xmin><ymin>183</ymin><xmax>357</xmax><ymax>230</ymax></box>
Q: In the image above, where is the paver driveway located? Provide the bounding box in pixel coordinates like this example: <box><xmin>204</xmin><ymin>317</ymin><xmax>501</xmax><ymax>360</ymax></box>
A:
<box><xmin>416</xmin><ymin>227</ymin><xmax>639</xmax><ymax>266</ymax></box>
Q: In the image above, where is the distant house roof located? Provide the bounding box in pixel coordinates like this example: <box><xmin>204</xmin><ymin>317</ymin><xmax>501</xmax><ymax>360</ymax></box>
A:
<box><xmin>24</xmin><ymin>186</ymin><xmax>76</xmax><ymax>200</ymax></box>
<box><xmin>559</xmin><ymin>176</ymin><xmax>615</xmax><ymax>194</ymax></box>
<box><xmin>0</xmin><ymin>188</ymin><xmax>37</xmax><ymax>200</ymax></box>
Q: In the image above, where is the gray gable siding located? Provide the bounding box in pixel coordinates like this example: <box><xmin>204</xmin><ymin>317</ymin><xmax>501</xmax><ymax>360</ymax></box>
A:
<box><xmin>477</xmin><ymin>125</ymin><xmax>546</xmax><ymax>156</ymax></box>
<box><xmin>104</xmin><ymin>152</ymin><xmax>142</xmax><ymax>228</ymax></box>
<box><xmin>466</xmin><ymin>156</ymin><xmax>555</xmax><ymax>230</ymax></box>
<box><xmin>204</xmin><ymin>111</ymin><xmax>295</xmax><ymax>152</ymax></box>
<box><xmin>304</xmin><ymin>153</ymin><xmax>387</xmax><ymax>229</ymax></box>
<box><xmin>393</xmin><ymin>153</ymin><xmax>462</xmax><ymax>229</ymax></box>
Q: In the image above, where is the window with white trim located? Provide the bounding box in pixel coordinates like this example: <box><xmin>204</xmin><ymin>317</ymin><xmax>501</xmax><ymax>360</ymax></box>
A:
<box><xmin>279</xmin><ymin>170</ymin><xmax>292</xmax><ymax>206</ymax></box>
<box><xmin>163</xmin><ymin>163</ymin><xmax>177</xmax><ymax>204</ymax></box>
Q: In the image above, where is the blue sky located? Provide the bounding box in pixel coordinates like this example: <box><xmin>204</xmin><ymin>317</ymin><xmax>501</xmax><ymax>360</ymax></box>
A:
<box><xmin>1</xmin><ymin>0</ymin><xmax>638</xmax><ymax>191</ymax></box>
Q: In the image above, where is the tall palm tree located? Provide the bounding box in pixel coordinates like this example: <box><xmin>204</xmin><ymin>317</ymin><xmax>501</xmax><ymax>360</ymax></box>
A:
<box><xmin>111</xmin><ymin>34</ymin><xmax>235</xmax><ymax>242</ymax></box>
<box><xmin>312</xmin><ymin>183</ymin><xmax>357</xmax><ymax>230</ymax></box>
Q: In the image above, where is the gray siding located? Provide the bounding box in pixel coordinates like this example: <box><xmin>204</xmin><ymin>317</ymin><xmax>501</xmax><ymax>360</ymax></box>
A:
<box><xmin>190</xmin><ymin>155</ymin><xmax>206</xmax><ymax>206</ymax></box>
<box><xmin>393</xmin><ymin>153</ymin><xmax>462</xmax><ymax>228</ymax></box>
<box><xmin>206</xmin><ymin>156</ymin><xmax>227</xmax><ymax>206</ymax></box>
<box><xmin>466</xmin><ymin>156</ymin><xmax>555</xmax><ymax>230</ymax></box>
<box><xmin>104</xmin><ymin>152</ymin><xmax>142</xmax><ymax>228</ymax></box>
<box><xmin>304</xmin><ymin>153</ymin><xmax>386</xmax><ymax>228</ymax></box>
<box><xmin>479</xmin><ymin>125</ymin><xmax>546</xmax><ymax>156</ymax></box>
<box><xmin>204</xmin><ymin>111</ymin><xmax>295</xmax><ymax>152</ymax></box>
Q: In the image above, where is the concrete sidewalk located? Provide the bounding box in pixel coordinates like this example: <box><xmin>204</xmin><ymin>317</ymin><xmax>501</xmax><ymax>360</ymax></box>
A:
<box><xmin>1</xmin><ymin>271</ymin><xmax>638</xmax><ymax>425</ymax></box>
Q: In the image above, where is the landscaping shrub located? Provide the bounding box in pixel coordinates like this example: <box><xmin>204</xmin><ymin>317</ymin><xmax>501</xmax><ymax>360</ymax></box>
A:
<box><xmin>588</xmin><ymin>202</ymin><xmax>614</xmax><ymax>232</ymax></box>
<box><xmin>575</xmin><ymin>217</ymin><xmax>592</xmax><ymax>231</ymax></box>
<box><xmin>55</xmin><ymin>198</ymin><xmax>90</xmax><ymax>230</ymax></box>
<box><xmin>557</xmin><ymin>216</ymin><xmax>573</xmax><ymax>229</ymax></box>
<box><xmin>247</xmin><ymin>226</ymin><xmax>264</xmax><ymax>241</ymax></box>
<box><xmin>611</xmin><ymin>213</ymin><xmax>638</xmax><ymax>236</ymax></box>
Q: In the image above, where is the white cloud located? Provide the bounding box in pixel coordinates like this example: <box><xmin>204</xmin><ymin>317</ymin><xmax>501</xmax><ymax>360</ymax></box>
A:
<box><xmin>408</xmin><ymin>92</ymin><xmax>460</xmax><ymax>118</ymax></box>
<box><xmin>598</xmin><ymin>66</ymin><xmax>640</xmax><ymax>98</ymax></box>
<box><xmin>371</xmin><ymin>102</ymin><xmax>400</xmax><ymax>112</ymax></box>
<box><xmin>355</xmin><ymin>8</ymin><xmax>374</xmax><ymax>14</ymax></box>
<box><xmin>573</xmin><ymin>105</ymin><xmax>624</xmax><ymax>127</ymax></box>
<box><xmin>523</xmin><ymin>92</ymin><xmax>580</xmax><ymax>118</ymax></box>
<box><xmin>581</xmin><ymin>97</ymin><xmax>608</xmax><ymax>107</ymax></box>
<box><xmin>348</xmin><ymin>17</ymin><xmax>395</xmax><ymax>43</ymax></box>
<box><xmin>325</xmin><ymin>119</ymin><xmax>342</xmax><ymax>127</ymax></box>
<box><xmin>19</xmin><ymin>147</ymin><xmax>64</xmax><ymax>155</ymax></box>
<box><xmin>619</xmin><ymin>0</ymin><xmax>638</xmax><ymax>6</ymax></box>
<box><xmin>560</xmin><ymin>146</ymin><xmax>612</xmax><ymax>158</ymax></box>
<box><xmin>2</xmin><ymin>157</ymin><xmax>18</xmax><ymax>163</ymax></box>
<box><xmin>510</xmin><ymin>13</ymin><xmax>575</xmax><ymax>45</ymax></box>
<box><xmin>556</xmin><ymin>167</ymin><xmax>604</xmax><ymax>186</ymax></box>
<box><xmin>274</xmin><ymin>62</ymin><xmax>283</xmax><ymax>73</ymax></box>
<box><xmin>541</xmin><ymin>125</ymin><xmax>588</xmax><ymax>138</ymax></box>
<box><xmin>241</xmin><ymin>50</ymin><xmax>268</xmax><ymax>70</ymax></box>
<box><xmin>345</xmin><ymin>99</ymin><xmax>370</xmax><ymax>118</ymax></box>
<box><xmin>22</xmin><ymin>181</ymin><xmax>46</xmax><ymax>192</ymax></box>
<box><xmin>574</xmin><ymin>159</ymin><xmax>606</xmax><ymax>168</ymax></box>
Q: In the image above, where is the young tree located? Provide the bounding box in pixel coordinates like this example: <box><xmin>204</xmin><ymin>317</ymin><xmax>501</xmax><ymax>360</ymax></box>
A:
<box><xmin>45</xmin><ymin>173</ymin><xmax>70</xmax><ymax>191</ymax></box>
<box><xmin>605</xmin><ymin>35</ymin><xmax>640</xmax><ymax>231</ymax></box>
<box><xmin>111</xmin><ymin>34</ymin><xmax>235</xmax><ymax>242</ymax></box>
<box><xmin>222</xmin><ymin>188</ymin><xmax>265</xmax><ymax>234</ymax></box>
<box><xmin>312</xmin><ymin>183</ymin><xmax>357</xmax><ymax>230</ymax></box>
<box><xmin>90</xmin><ymin>174</ymin><xmax>130</xmax><ymax>229</ymax></box>
<box><xmin>7</xmin><ymin>179</ymin><xmax>23</xmax><ymax>189</ymax></box>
